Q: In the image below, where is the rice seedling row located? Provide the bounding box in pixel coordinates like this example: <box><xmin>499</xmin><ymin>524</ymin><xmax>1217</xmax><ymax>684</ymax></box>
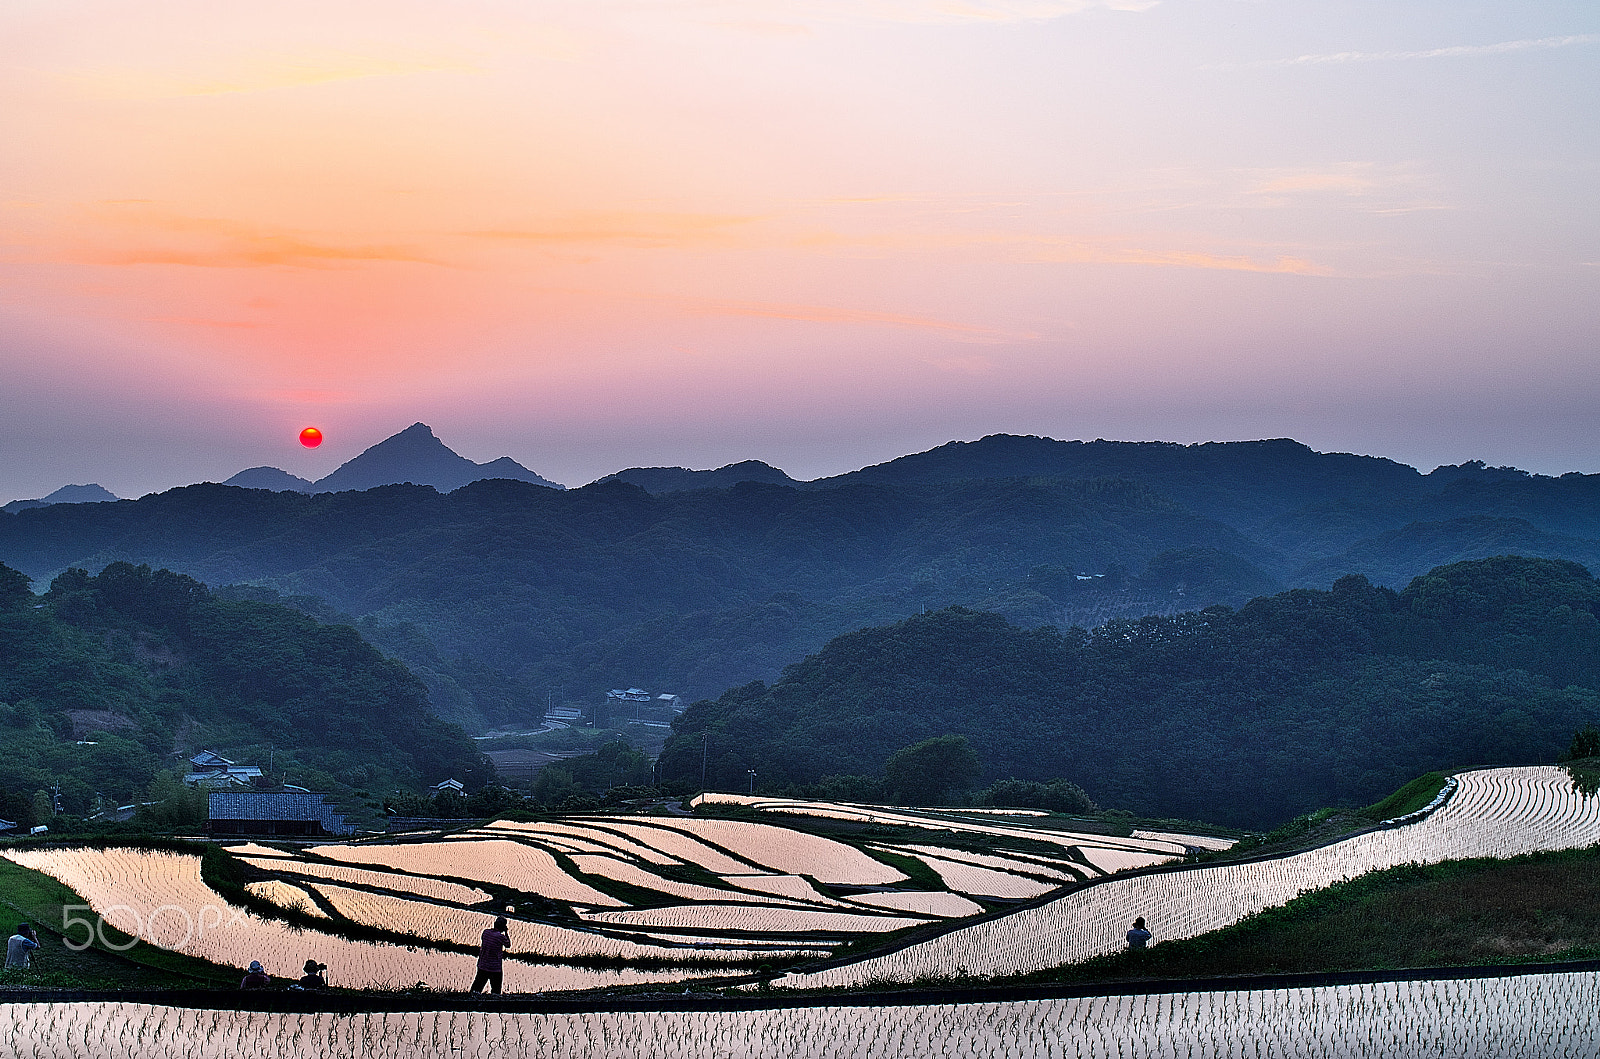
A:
<box><xmin>7</xmin><ymin>971</ymin><xmax>1600</xmax><ymax>1057</ymax></box>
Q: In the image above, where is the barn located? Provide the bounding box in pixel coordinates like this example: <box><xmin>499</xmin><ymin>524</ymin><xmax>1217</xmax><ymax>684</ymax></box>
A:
<box><xmin>207</xmin><ymin>791</ymin><xmax>355</xmax><ymax>837</ymax></box>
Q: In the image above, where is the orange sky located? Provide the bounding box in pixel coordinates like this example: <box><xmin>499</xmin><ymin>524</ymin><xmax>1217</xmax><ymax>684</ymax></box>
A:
<box><xmin>2</xmin><ymin>1</ymin><xmax>1597</xmax><ymax>498</ymax></box>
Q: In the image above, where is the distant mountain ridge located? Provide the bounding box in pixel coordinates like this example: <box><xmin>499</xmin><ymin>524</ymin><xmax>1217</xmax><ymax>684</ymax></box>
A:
<box><xmin>225</xmin><ymin>467</ymin><xmax>315</xmax><ymax>492</ymax></box>
<box><xmin>1</xmin><ymin>483</ymin><xmax>118</xmax><ymax>513</ymax></box>
<box><xmin>815</xmin><ymin>435</ymin><xmax>1428</xmax><ymax>527</ymax></box>
<box><xmin>597</xmin><ymin>460</ymin><xmax>797</xmax><ymax>493</ymax></box>
<box><xmin>222</xmin><ymin>423</ymin><xmax>563</xmax><ymax>494</ymax></box>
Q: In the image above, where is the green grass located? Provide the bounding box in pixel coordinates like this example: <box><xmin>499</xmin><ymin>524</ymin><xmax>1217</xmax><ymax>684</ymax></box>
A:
<box><xmin>1360</xmin><ymin>771</ymin><xmax>1450</xmax><ymax>820</ymax></box>
<box><xmin>1004</xmin><ymin>845</ymin><xmax>1600</xmax><ymax>987</ymax></box>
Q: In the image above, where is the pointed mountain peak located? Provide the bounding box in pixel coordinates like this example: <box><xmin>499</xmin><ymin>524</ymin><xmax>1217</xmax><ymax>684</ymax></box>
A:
<box><xmin>311</xmin><ymin>424</ymin><xmax>563</xmax><ymax>494</ymax></box>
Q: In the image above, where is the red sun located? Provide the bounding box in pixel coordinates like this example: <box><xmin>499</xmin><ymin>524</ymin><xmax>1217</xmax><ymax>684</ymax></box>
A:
<box><xmin>299</xmin><ymin>427</ymin><xmax>323</xmax><ymax>448</ymax></box>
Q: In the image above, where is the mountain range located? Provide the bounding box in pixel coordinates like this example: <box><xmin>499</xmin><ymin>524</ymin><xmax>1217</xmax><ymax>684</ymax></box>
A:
<box><xmin>224</xmin><ymin>422</ymin><xmax>564</xmax><ymax>493</ymax></box>
<box><xmin>5</xmin><ymin>424</ymin><xmax>563</xmax><ymax>511</ymax></box>
<box><xmin>3</xmin><ymin>432</ymin><xmax>1599</xmax><ymax>732</ymax></box>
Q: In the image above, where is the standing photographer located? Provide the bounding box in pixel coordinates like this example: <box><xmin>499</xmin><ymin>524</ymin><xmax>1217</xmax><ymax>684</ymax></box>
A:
<box><xmin>470</xmin><ymin>916</ymin><xmax>510</xmax><ymax>994</ymax></box>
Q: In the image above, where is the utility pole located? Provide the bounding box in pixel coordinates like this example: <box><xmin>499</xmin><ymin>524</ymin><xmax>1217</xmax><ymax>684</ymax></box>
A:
<box><xmin>701</xmin><ymin>733</ymin><xmax>708</xmax><ymax>788</ymax></box>
<box><xmin>747</xmin><ymin>769</ymin><xmax>756</xmax><ymax>795</ymax></box>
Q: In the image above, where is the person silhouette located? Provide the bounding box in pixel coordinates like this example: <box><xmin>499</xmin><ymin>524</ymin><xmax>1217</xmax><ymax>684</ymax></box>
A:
<box><xmin>471</xmin><ymin>916</ymin><xmax>511</xmax><ymax>994</ymax></box>
<box><xmin>1126</xmin><ymin>916</ymin><xmax>1152</xmax><ymax>950</ymax></box>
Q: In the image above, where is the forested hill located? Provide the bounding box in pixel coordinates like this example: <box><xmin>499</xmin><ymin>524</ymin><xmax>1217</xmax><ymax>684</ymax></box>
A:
<box><xmin>0</xmin><ymin>476</ymin><xmax>1260</xmax><ymax>726</ymax></box>
<box><xmin>816</xmin><ymin>436</ymin><xmax>1426</xmax><ymax>528</ymax></box>
<box><xmin>0</xmin><ymin>560</ymin><xmax>487</xmax><ymax>824</ymax></box>
<box><xmin>659</xmin><ymin>557</ymin><xmax>1600</xmax><ymax>829</ymax></box>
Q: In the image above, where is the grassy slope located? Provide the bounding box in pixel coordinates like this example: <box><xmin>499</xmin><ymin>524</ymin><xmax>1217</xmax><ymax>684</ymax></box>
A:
<box><xmin>1008</xmin><ymin>846</ymin><xmax>1600</xmax><ymax>987</ymax></box>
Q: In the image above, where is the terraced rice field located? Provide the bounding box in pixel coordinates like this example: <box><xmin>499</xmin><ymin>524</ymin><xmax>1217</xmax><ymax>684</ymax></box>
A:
<box><xmin>237</xmin><ymin>855</ymin><xmax>492</xmax><ymax>905</ymax></box>
<box><xmin>627</xmin><ymin>818</ymin><xmax>910</xmax><ymax>884</ymax></box>
<box><xmin>844</xmin><ymin>891</ymin><xmax>987</xmax><ymax>917</ymax></box>
<box><xmin>722</xmin><ymin>874</ymin><xmax>854</xmax><ymax>906</ymax></box>
<box><xmin>900</xmin><ymin>845</ymin><xmax>1081</xmax><ymax>882</ymax></box>
<box><xmin>9</xmin><ymin>800</ymin><xmax>1097</xmax><ymax>984</ymax></box>
<box><xmin>11</xmin><ymin>766</ymin><xmax>1590</xmax><ymax>997</ymax></box>
<box><xmin>583</xmin><ymin>904</ymin><xmax>927</xmax><ymax>934</ymax></box>
<box><xmin>568</xmin><ymin>854</ymin><xmax>810</xmax><ymax>906</ymax></box>
<box><xmin>296</xmin><ymin>882</ymin><xmax>803</xmax><ymax>965</ymax></box>
<box><xmin>243</xmin><ymin>880</ymin><xmax>328</xmax><ymax>918</ymax></box>
<box><xmin>482</xmin><ymin>821</ymin><xmax>680</xmax><ymax>864</ymax></box>
<box><xmin>1132</xmin><ymin>830</ymin><xmax>1237</xmax><ymax>852</ymax></box>
<box><xmin>314</xmin><ymin>840</ymin><xmax>623</xmax><ymax>906</ymax></box>
<box><xmin>224</xmin><ymin>843</ymin><xmax>296</xmax><ymax>859</ymax></box>
<box><xmin>885</xmin><ymin>848</ymin><xmax>1060</xmax><ymax>900</ymax></box>
<box><xmin>693</xmin><ymin>793</ymin><xmax>1205</xmax><ymax>866</ymax></box>
<box><xmin>780</xmin><ymin>766</ymin><xmax>1600</xmax><ymax>989</ymax></box>
<box><xmin>7</xmin><ymin>970</ymin><xmax>1600</xmax><ymax>1057</ymax></box>
<box><xmin>0</xmin><ymin>847</ymin><xmax>477</xmax><ymax>990</ymax></box>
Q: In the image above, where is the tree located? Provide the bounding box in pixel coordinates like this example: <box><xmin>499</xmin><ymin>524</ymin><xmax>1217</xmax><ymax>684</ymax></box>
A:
<box><xmin>978</xmin><ymin>777</ymin><xmax>1096</xmax><ymax>814</ymax></box>
<box><xmin>1566</xmin><ymin>724</ymin><xmax>1600</xmax><ymax>762</ymax></box>
<box><xmin>135</xmin><ymin>771</ymin><xmax>206</xmax><ymax>828</ymax></box>
<box><xmin>883</xmin><ymin>734</ymin><xmax>981</xmax><ymax>804</ymax></box>
<box><xmin>0</xmin><ymin>564</ymin><xmax>30</xmax><ymax>608</ymax></box>
<box><xmin>530</xmin><ymin>766</ymin><xmax>583</xmax><ymax>807</ymax></box>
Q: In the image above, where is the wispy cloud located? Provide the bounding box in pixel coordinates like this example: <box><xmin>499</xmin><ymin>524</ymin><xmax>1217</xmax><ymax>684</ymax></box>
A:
<box><xmin>1239</xmin><ymin>33</ymin><xmax>1600</xmax><ymax>68</ymax></box>
<box><xmin>689</xmin><ymin>298</ymin><xmax>1036</xmax><ymax>341</ymax></box>
<box><xmin>64</xmin><ymin>53</ymin><xmax>476</xmax><ymax>99</ymax></box>
<box><xmin>79</xmin><ymin>241</ymin><xmax>434</xmax><ymax>269</ymax></box>
<box><xmin>57</xmin><ymin>210</ymin><xmax>437</xmax><ymax>269</ymax></box>
<box><xmin>1238</xmin><ymin>163</ymin><xmax>1451</xmax><ymax>214</ymax></box>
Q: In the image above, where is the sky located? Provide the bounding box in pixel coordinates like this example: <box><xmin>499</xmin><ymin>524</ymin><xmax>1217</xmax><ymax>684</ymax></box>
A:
<box><xmin>1</xmin><ymin>0</ymin><xmax>1596</xmax><ymax>501</ymax></box>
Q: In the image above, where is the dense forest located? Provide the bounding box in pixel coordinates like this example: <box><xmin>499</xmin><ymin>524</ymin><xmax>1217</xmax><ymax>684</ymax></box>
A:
<box><xmin>3</xmin><ymin>436</ymin><xmax>1599</xmax><ymax>729</ymax></box>
<box><xmin>658</xmin><ymin>557</ymin><xmax>1600</xmax><ymax>828</ymax></box>
<box><xmin>0</xmin><ymin>560</ymin><xmax>487</xmax><ymax>828</ymax></box>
